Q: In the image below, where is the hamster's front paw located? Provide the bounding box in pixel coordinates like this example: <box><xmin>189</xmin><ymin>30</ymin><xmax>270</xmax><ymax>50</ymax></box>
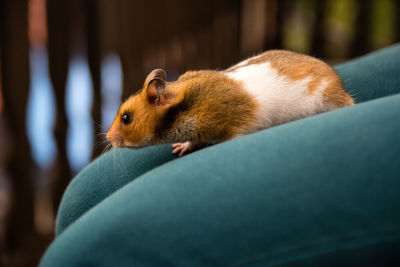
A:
<box><xmin>172</xmin><ymin>141</ymin><xmax>195</xmax><ymax>157</ymax></box>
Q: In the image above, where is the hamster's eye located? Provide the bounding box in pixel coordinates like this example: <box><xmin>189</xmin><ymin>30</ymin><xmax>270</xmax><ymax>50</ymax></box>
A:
<box><xmin>121</xmin><ymin>113</ymin><xmax>132</xmax><ymax>125</ymax></box>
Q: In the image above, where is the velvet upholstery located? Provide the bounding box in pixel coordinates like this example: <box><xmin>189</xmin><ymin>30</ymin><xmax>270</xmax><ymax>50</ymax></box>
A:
<box><xmin>41</xmin><ymin>45</ymin><xmax>400</xmax><ymax>266</ymax></box>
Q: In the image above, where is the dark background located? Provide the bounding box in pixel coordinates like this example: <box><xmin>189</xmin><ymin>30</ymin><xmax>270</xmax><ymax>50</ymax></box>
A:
<box><xmin>0</xmin><ymin>0</ymin><xmax>399</xmax><ymax>266</ymax></box>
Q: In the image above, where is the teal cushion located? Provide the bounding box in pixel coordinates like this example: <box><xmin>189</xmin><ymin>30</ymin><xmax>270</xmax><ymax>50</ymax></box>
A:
<box><xmin>55</xmin><ymin>44</ymin><xmax>400</xmax><ymax>236</ymax></box>
<box><xmin>41</xmin><ymin>93</ymin><xmax>400</xmax><ymax>266</ymax></box>
<box><xmin>335</xmin><ymin>44</ymin><xmax>400</xmax><ymax>103</ymax></box>
<box><xmin>55</xmin><ymin>145</ymin><xmax>176</xmax><ymax>234</ymax></box>
<box><xmin>41</xmin><ymin>45</ymin><xmax>400</xmax><ymax>266</ymax></box>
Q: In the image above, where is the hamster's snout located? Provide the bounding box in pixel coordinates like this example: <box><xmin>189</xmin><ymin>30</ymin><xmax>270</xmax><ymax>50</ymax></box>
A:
<box><xmin>107</xmin><ymin>129</ymin><xmax>124</xmax><ymax>148</ymax></box>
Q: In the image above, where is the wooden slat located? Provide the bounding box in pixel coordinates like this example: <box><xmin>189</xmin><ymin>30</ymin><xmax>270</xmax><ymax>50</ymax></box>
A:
<box><xmin>84</xmin><ymin>0</ymin><xmax>104</xmax><ymax>159</ymax></box>
<box><xmin>350</xmin><ymin>0</ymin><xmax>372</xmax><ymax>58</ymax></box>
<box><xmin>0</xmin><ymin>0</ymin><xmax>36</xmax><ymax>250</ymax></box>
<box><xmin>46</xmin><ymin>0</ymin><xmax>73</xmax><ymax>214</ymax></box>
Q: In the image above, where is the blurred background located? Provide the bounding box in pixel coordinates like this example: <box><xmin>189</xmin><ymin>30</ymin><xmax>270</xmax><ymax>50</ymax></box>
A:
<box><xmin>0</xmin><ymin>0</ymin><xmax>399</xmax><ymax>265</ymax></box>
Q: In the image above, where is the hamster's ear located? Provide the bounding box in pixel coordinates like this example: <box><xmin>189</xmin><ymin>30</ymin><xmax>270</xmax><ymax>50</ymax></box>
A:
<box><xmin>145</xmin><ymin>69</ymin><xmax>167</xmax><ymax>106</ymax></box>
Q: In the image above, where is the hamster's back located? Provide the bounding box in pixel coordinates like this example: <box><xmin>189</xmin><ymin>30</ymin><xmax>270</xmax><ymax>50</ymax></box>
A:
<box><xmin>225</xmin><ymin>50</ymin><xmax>354</xmax><ymax>131</ymax></box>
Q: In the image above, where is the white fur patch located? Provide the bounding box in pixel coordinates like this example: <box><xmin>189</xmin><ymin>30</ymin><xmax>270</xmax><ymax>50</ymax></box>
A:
<box><xmin>226</xmin><ymin>62</ymin><xmax>327</xmax><ymax>131</ymax></box>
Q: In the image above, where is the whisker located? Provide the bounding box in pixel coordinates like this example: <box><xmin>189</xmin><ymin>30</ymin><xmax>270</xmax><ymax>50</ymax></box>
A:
<box><xmin>92</xmin><ymin>142</ymin><xmax>110</xmax><ymax>158</ymax></box>
<box><xmin>93</xmin><ymin>139</ymin><xmax>109</xmax><ymax>148</ymax></box>
<box><xmin>118</xmin><ymin>148</ymin><xmax>128</xmax><ymax>175</ymax></box>
<box><xmin>92</xmin><ymin>133</ymin><xmax>112</xmax><ymax>152</ymax></box>
<box><xmin>99</xmin><ymin>143</ymin><xmax>112</xmax><ymax>157</ymax></box>
<box><xmin>97</xmin><ymin>138</ymin><xmax>111</xmax><ymax>147</ymax></box>
<box><xmin>113</xmin><ymin>147</ymin><xmax>117</xmax><ymax>170</ymax></box>
<box><xmin>93</xmin><ymin>120</ymin><xmax>109</xmax><ymax>131</ymax></box>
<box><xmin>96</xmin><ymin>142</ymin><xmax>111</xmax><ymax>173</ymax></box>
<box><xmin>96</xmin><ymin>132</ymin><xmax>108</xmax><ymax>138</ymax></box>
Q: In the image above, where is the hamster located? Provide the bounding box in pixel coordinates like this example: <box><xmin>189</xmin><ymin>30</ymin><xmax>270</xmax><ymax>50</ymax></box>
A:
<box><xmin>107</xmin><ymin>50</ymin><xmax>354</xmax><ymax>156</ymax></box>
